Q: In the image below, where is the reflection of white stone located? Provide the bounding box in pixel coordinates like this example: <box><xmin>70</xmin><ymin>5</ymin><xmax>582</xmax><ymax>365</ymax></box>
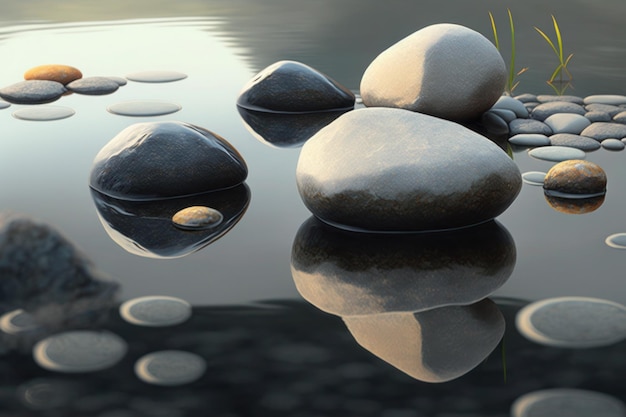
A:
<box><xmin>0</xmin><ymin>309</ymin><xmax>39</xmax><ymax>334</ymax></box>
<box><xmin>33</xmin><ymin>330</ymin><xmax>127</xmax><ymax>373</ymax></box>
<box><xmin>516</xmin><ymin>296</ymin><xmax>626</xmax><ymax>348</ymax></box>
<box><xmin>343</xmin><ymin>300</ymin><xmax>504</xmax><ymax>383</ymax></box>
<box><xmin>135</xmin><ymin>350</ymin><xmax>206</xmax><ymax>386</ymax></box>
<box><xmin>119</xmin><ymin>295</ymin><xmax>192</xmax><ymax>327</ymax></box>
<box><xmin>512</xmin><ymin>388</ymin><xmax>626</xmax><ymax>417</ymax></box>
<box><xmin>360</xmin><ymin>23</ymin><xmax>506</xmax><ymax>121</ymax></box>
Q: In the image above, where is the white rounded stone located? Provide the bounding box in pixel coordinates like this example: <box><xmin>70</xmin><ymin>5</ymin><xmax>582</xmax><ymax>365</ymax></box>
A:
<box><xmin>119</xmin><ymin>295</ymin><xmax>192</xmax><ymax>327</ymax></box>
<box><xmin>135</xmin><ymin>350</ymin><xmax>206</xmax><ymax>386</ymax></box>
<box><xmin>360</xmin><ymin>23</ymin><xmax>506</xmax><ymax>121</ymax></box>
<box><xmin>543</xmin><ymin>113</ymin><xmax>591</xmax><ymax>134</ymax></box>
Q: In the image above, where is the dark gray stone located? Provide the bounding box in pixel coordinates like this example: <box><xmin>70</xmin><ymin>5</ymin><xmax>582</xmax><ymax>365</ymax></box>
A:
<box><xmin>489</xmin><ymin>108</ymin><xmax>517</xmax><ymax>122</ymax></box>
<box><xmin>509</xmin><ymin>119</ymin><xmax>553</xmax><ymax>135</ymax></box>
<box><xmin>601</xmin><ymin>138</ymin><xmax>625</xmax><ymax>151</ymax></box>
<box><xmin>66</xmin><ymin>76</ymin><xmax>120</xmax><ymax>95</ymax></box>
<box><xmin>581</xmin><ymin>122</ymin><xmax>626</xmax><ymax>141</ymax></box>
<box><xmin>549</xmin><ymin>133</ymin><xmax>601</xmax><ymax>151</ymax></box>
<box><xmin>536</xmin><ymin>94</ymin><xmax>584</xmax><ymax>104</ymax></box>
<box><xmin>492</xmin><ymin>96</ymin><xmax>529</xmax><ymax>118</ymax></box>
<box><xmin>481</xmin><ymin>111</ymin><xmax>509</xmax><ymax>135</ymax></box>
<box><xmin>296</xmin><ymin>107</ymin><xmax>521</xmax><ymax>231</ymax></box>
<box><xmin>612</xmin><ymin>110</ymin><xmax>626</xmax><ymax>124</ymax></box>
<box><xmin>514</xmin><ymin>93</ymin><xmax>538</xmax><ymax>103</ymax></box>
<box><xmin>237</xmin><ymin>60</ymin><xmax>354</xmax><ymax>113</ymax></box>
<box><xmin>90</xmin><ymin>121</ymin><xmax>248</xmax><ymax>200</ymax></box>
<box><xmin>585</xmin><ymin>111</ymin><xmax>612</xmax><ymax>123</ymax></box>
<box><xmin>530</xmin><ymin>101</ymin><xmax>586</xmax><ymax>121</ymax></box>
<box><xmin>584</xmin><ymin>103</ymin><xmax>623</xmax><ymax>117</ymax></box>
<box><xmin>0</xmin><ymin>80</ymin><xmax>66</xmax><ymax>104</ymax></box>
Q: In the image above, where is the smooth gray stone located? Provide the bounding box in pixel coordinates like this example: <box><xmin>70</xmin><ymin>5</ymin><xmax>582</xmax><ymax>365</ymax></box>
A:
<box><xmin>528</xmin><ymin>146</ymin><xmax>586</xmax><ymax>162</ymax></box>
<box><xmin>0</xmin><ymin>100</ymin><xmax>9</xmax><ymax>109</ymax></box>
<box><xmin>0</xmin><ymin>213</ymin><xmax>118</xmax><ymax>314</ymax></box>
<box><xmin>584</xmin><ymin>103</ymin><xmax>623</xmax><ymax>117</ymax></box>
<box><xmin>291</xmin><ymin>217</ymin><xmax>515</xmax><ymax>317</ymax></box>
<box><xmin>296</xmin><ymin>107</ymin><xmax>522</xmax><ymax>231</ymax></box>
<box><xmin>66</xmin><ymin>76</ymin><xmax>120</xmax><ymax>95</ymax></box>
<box><xmin>536</xmin><ymin>94</ymin><xmax>584</xmax><ymax>104</ymax></box>
<box><xmin>481</xmin><ymin>111</ymin><xmax>509</xmax><ymax>135</ymax></box>
<box><xmin>119</xmin><ymin>296</ymin><xmax>192</xmax><ymax>327</ymax></box>
<box><xmin>530</xmin><ymin>101</ymin><xmax>586</xmax><ymax>121</ymax></box>
<box><xmin>543</xmin><ymin>113</ymin><xmax>590</xmax><ymax>134</ymax></box>
<box><xmin>601</xmin><ymin>138</ymin><xmax>625</xmax><ymax>151</ymax></box>
<box><xmin>492</xmin><ymin>95</ymin><xmax>529</xmax><ymax>118</ymax></box>
<box><xmin>549</xmin><ymin>133</ymin><xmax>601</xmax><ymax>151</ymax></box>
<box><xmin>509</xmin><ymin>119</ymin><xmax>553</xmax><ymax>135</ymax></box>
<box><xmin>512</xmin><ymin>388</ymin><xmax>626</xmax><ymax>417</ymax></box>
<box><xmin>585</xmin><ymin>111</ymin><xmax>612</xmax><ymax>122</ymax></box>
<box><xmin>0</xmin><ymin>80</ymin><xmax>66</xmax><ymax>104</ymax></box>
<box><xmin>344</xmin><ymin>299</ymin><xmax>505</xmax><ymax>383</ymax></box>
<box><xmin>515</xmin><ymin>296</ymin><xmax>626</xmax><ymax>348</ymax></box>
<box><xmin>134</xmin><ymin>350</ymin><xmax>206</xmax><ymax>386</ymax></box>
<box><xmin>90</xmin><ymin>121</ymin><xmax>248</xmax><ymax>200</ymax></box>
<box><xmin>612</xmin><ymin>110</ymin><xmax>626</xmax><ymax>123</ymax></box>
<box><xmin>581</xmin><ymin>122</ymin><xmax>626</xmax><ymax>141</ymax></box>
<box><xmin>524</xmin><ymin>102</ymin><xmax>540</xmax><ymax>111</ymax></box>
<box><xmin>522</xmin><ymin>171</ymin><xmax>546</xmax><ymax>186</ymax></box>
<box><xmin>237</xmin><ymin>60</ymin><xmax>354</xmax><ymax>113</ymax></box>
<box><xmin>583</xmin><ymin>94</ymin><xmax>626</xmax><ymax>105</ymax></box>
<box><xmin>509</xmin><ymin>133</ymin><xmax>550</xmax><ymax>147</ymax></box>
<box><xmin>488</xmin><ymin>108</ymin><xmax>517</xmax><ymax>123</ymax></box>
<box><xmin>514</xmin><ymin>93</ymin><xmax>537</xmax><ymax>103</ymax></box>
<box><xmin>360</xmin><ymin>23</ymin><xmax>506</xmax><ymax>121</ymax></box>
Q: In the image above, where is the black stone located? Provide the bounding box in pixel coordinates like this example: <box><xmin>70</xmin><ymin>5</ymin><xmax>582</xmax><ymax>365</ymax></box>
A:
<box><xmin>237</xmin><ymin>60</ymin><xmax>355</xmax><ymax>113</ymax></box>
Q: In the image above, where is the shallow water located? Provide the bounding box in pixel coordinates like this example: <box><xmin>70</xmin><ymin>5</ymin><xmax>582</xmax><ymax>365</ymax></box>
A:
<box><xmin>0</xmin><ymin>1</ymin><xmax>625</xmax><ymax>415</ymax></box>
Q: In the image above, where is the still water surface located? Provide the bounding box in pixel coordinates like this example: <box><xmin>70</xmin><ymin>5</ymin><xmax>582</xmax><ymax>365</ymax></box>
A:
<box><xmin>0</xmin><ymin>1</ymin><xmax>625</xmax><ymax>415</ymax></box>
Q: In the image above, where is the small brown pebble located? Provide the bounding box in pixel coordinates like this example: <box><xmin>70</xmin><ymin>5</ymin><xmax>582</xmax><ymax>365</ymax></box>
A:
<box><xmin>172</xmin><ymin>206</ymin><xmax>223</xmax><ymax>230</ymax></box>
<box><xmin>543</xmin><ymin>159</ymin><xmax>607</xmax><ymax>196</ymax></box>
<box><xmin>24</xmin><ymin>64</ymin><xmax>82</xmax><ymax>85</ymax></box>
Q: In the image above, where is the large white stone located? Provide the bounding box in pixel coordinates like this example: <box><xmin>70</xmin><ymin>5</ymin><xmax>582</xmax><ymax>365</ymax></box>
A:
<box><xmin>360</xmin><ymin>23</ymin><xmax>506</xmax><ymax>121</ymax></box>
<box><xmin>296</xmin><ymin>107</ymin><xmax>522</xmax><ymax>232</ymax></box>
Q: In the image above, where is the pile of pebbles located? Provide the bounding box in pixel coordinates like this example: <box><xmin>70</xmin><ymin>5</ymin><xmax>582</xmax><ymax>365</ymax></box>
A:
<box><xmin>486</xmin><ymin>94</ymin><xmax>626</xmax><ymax>153</ymax></box>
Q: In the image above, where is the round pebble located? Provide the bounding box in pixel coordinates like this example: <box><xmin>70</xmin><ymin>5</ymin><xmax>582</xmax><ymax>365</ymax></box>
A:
<box><xmin>33</xmin><ymin>330</ymin><xmax>128</xmax><ymax>372</ymax></box>
<box><xmin>66</xmin><ymin>76</ymin><xmax>119</xmax><ymax>95</ymax></box>
<box><xmin>172</xmin><ymin>206</ymin><xmax>223</xmax><ymax>230</ymax></box>
<box><xmin>492</xmin><ymin>96</ymin><xmax>529</xmax><ymax>118</ymax></box>
<box><xmin>0</xmin><ymin>309</ymin><xmax>39</xmax><ymax>334</ymax></box>
<box><xmin>126</xmin><ymin>70</ymin><xmax>187</xmax><ymax>83</ymax></box>
<box><xmin>522</xmin><ymin>171</ymin><xmax>546</xmax><ymax>186</ymax></box>
<box><xmin>12</xmin><ymin>105</ymin><xmax>75</xmax><ymax>121</ymax></box>
<box><xmin>584</xmin><ymin>94</ymin><xmax>626</xmax><ymax>105</ymax></box>
<box><xmin>543</xmin><ymin>113</ymin><xmax>590</xmax><ymax>134</ymax></box>
<box><xmin>536</xmin><ymin>94</ymin><xmax>584</xmax><ymax>104</ymax></box>
<box><xmin>512</xmin><ymin>388</ymin><xmax>626</xmax><ymax>417</ymax></box>
<box><xmin>0</xmin><ymin>101</ymin><xmax>10</xmax><ymax>109</ymax></box>
<box><xmin>509</xmin><ymin>133</ymin><xmax>550</xmax><ymax>147</ymax></box>
<box><xmin>509</xmin><ymin>119</ymin><xmax>552</xmax><ymax>136</ymax></box>
<box><xmin>481</xmin><ymin>111</ymin><xmax>509</xmax><ymax>135</ymax></box>
<box><xmin>0</xmin><ymin>80</ymin><xmax>66</xmax><ymax>104</ymax></box>
<box><xmin>549</xmin><ymin>133</ymin><xmax>601</xmax><ymax>151</ymax></box>
<box><xmin>585</xmin><ymin>111</ymin><xmax>612</xmax><ymax>122</ymax></box>
<box><xmin>530</xmin><ymin>101</ymin><xmax>586</xmax><ymax>121</ymax></box>
<box><xmin>528</xmin><ymin>146</ymin><xmax>585</xmax><ymax>162</ymax></box>
<box><xmin>119</xmin><ymin>295</ymin><xmax>192</xmax><ymax>327</ymax></box>
<box><xmin>514</xmin><ymin>93</ymin><xmax>537</xmax><ymax>103</ymax></box>
<box><xmin>515</xmin><ymin>296</ymin><xmax>626</xmax><ymax>348</ymax></box>
<box><xmin>134</xmin><ymin>350</ymin><xmax>206</xmax><ymax>386</ymax></box>
<box><xmin>543</xmin><ymin>159</ymin><xmax>606</xmax><ymax>196</ymax></box>
<box><xmin>585</xmin><ymin>103</ymin><xmax>624</xmax><ymax>117</ymax></box>
<box><xmin>107</xmin><ymin>100</ymin><xmax>181</xmax><ymax>117</ymax></box>
<box><xmin>605</xmin><ymin>233</ymin><xmax>626</xmax><ymax>249</ymax></box>
<box><xmin>581</xmin><ymin>122</ymin><xmax>626</xmax><ymax>141</ymax></box>
<box><xmin>24</xmin><ymin>64</ymin><xmax>82</xmax><ymax>85</ymax></box>
<box><xmin>601</xmin><ymin>138</ymin><xmax>625</xmax><ymax>151</ymax></box>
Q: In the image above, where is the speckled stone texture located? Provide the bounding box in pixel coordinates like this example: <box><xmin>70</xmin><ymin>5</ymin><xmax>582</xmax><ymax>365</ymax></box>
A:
<box><xmin>296</xmin><ymin>107</ymin><xmax>522</xmax><ymax>232</ymax></box>
<box><xmin>360</xmin><ymin>23</ymin><xmax>506</xmax><ymax>121</ymax></box>
<box><xmin>543</xmin><ymin>159</ymin><xmax>607</xmax><ymax>196</ymax></box>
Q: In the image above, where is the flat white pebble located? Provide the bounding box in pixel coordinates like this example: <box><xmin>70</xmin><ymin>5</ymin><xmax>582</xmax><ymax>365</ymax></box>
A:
<box><xmin>12</xmin><ymin>105</ymin><xmax>75</xmax><ymax>121</ymax></box>
<box><xmin>509</xmin><ymin>134</ymin><xmax>550</xmax><ymax>147</ymax></box>
<box><xmin>134</xmin><ymin>350</ymin><xmax>206</xmax><ymax>386</ymax></box>
<box><xmin>126</xmin><ymin>70</ymin><xmax>187</xmax><ymax>83</ymax></box>
<box><xmin>107</xmin><ymin>100</ymin><xmax>181</xmax><ymax>117</ymax></box>
<box><xmin>522</xmin><ymin>171</ymin><xmax>546</xmax><ymax>186</ymax></box>
<box><xmin>528</xmin><ymin>146</ymin><xmax>585</xmax><ymax>162</ymax></box>
<box><xmin>601</xmin><ymin>138</ymin><xmax>625</xmax><ymax>151</ymax></box>
<box><xmin>584</xmin><ymin>94</ymin><xmax>626</xmax><ymax>105</ymax></box>
<box><xmin>512</xmin><ymin>388</ymin><xmax>626</xmax><ymax>417</ymax></box>
<box><xmin>119</xmin><ymin>295</ymin><xmax>192</xmax><ymax>327</ymax></box>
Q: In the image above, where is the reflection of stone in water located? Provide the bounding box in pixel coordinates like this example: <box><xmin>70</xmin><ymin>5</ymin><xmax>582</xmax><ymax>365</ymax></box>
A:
<box><xmin>134</xmin><ymin>350</ymin><xmax>206</xmax><ymax>386</ymax></box>
<box><xmin>172</xmin><ymin>206</ymin><xmax>223</xmax><ymax>230</ymax></box>
<box><xmin>291</xmin><ymin>217</ymin><xmax>516</xmax><ymax>316</ymax></box>
<box><xmin>90</xmin><ymin>184</ymin><xmax>250</xmax><ymax>258</ymax></box>
<box><xmin>343</xmin><ymin>299</ymin><xmax>504</xmax><ymax>383</ymax></box>
<box><xmin>515</xmin><ymin>296</ymin><xmax>626</xmax><ymax>348</ymax></box>
<box><xmin>237</xmin><ymin>106</ymin><xmax>349</xmax><ymax>148</ymax></box>
<box><xmin>606</xmin><ymin>233</ymin><xmax>626</xmax><ymax>249</ymax></box>
<box><xmin>33</xmin><ymin>330</ymin><xmax>128</xmax><ymax>373</ymax></box>
<box><xmin>0</xmin><ymin>309</ymin><xmax>39</xmax><ymax>334</ymax></box>
<box><xmin>119</xmin><ymin>296</ymin><xmax>192</xmax><ymax>327</ymax></box>
<box><xmin>17</xmin><ymin>378</ymin><xmax>82</xmax><ymax>410</ymax></box>
<box><xmin>126</xmin><ymin>70</ymin><xmax>187</xmax><ymax>83</ymax></box>
<box><xmin>12</xmin><ymin>105</ymin><xmax>75</xmax><ymax>121</ymax></box>
<box><xmin>511</xmin><ymin>388</ymin><xmax>626</xmax><ymax>417</ymax></box>
<box><xmin>544</xmin><ymin>193</ymin><xmax>605</xmax><ymax>214</ymax></box>
<box><xmin>107</xmin><ymin>100</ymin><xmax>181</xmax><ymax>117</ymax></box>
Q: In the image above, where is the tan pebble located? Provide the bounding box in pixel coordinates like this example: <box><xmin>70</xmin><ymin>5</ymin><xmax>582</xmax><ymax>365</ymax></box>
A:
<box><xmin>24</xmin><ymin>64</ymin><xmax>83</xmax><ymax>85</ymax></box>
<box><xmin>172</xmin><ymin>206</ymin><xmax>223</xmax><ymax>230</ymax></box>
<box><xmin>543</xmin><ymin>159</ymin><xmax>607</xmax><ymax>196</ymax></box>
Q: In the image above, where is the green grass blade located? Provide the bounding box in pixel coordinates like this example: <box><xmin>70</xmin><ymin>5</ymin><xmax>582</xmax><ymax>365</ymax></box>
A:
<box><xmin>552</xmin><ymin>15</ymin><xmax>564</xmax><ymax>62</ymax></box>
<box><xmin>508</xmin><ymin>9</ymin><xmax>516</xmax><ymax>93</ymax></box>
<box><xmin>549</xmin><ymin>64</ymin><xmax>563</xmax><ymax>82</ymax></box>
<box><xmin>534</xmin><ymin>27</ymin><xmax>559</xmax><ymax>57</ymax></box>
<box><xmin>489</xmin><ymin>12</ymin><xmax>500</xmax><ymax>50</ymax></box>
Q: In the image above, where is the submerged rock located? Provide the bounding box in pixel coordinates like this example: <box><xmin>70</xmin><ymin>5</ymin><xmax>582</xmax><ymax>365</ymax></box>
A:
<box><xmin>360</xmin><ymin>23</ymin><xmax>506</xmax><ymax>121</ymax></box>
<box><xmin>237</xmin><ymin>60</ymin><xmax>355</xmax><ymax>113</ymax></box>
<box><xmin>90</xmin><ymin>121</ymin><xmax>248</xmax><ymax>200</ymax></box>
<box><xmin>543</xmin><ymin>159</ymin><xmax>606</xmax><ymax>197</ymax></box>
<box><xmin>24</xmin><ymin>64</ymin><xmax>82</xmax><ymax>85</ymax></box>
<box><xmin>296</xmin><ymin>107</ymin><xmax>521</xmax><ymax>231</ymax></box>
<box><xmin>0</xmin><ymin>80</ymin><xmax>67</xmax><ymax>104</ymax></box>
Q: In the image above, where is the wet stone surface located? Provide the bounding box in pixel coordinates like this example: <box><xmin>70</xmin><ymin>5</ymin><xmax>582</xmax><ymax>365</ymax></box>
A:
<box><xmin>543</xmin><ymin>159</ymin><xmax>606</xmax><ymax>196</ymax></box>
